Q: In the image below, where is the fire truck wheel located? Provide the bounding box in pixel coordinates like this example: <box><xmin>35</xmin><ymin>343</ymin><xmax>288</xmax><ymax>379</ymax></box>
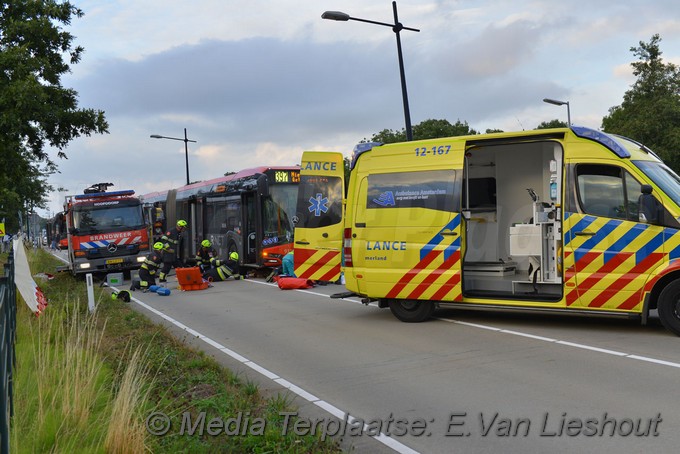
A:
<box><xmin>388</xmin><ymin>299</ymin><xmax>434</xmax><ymax>323</ymax></box>
<box><xmin>658</xmin><ymin>280</ymin><xmax>680</xmax><ymax>336</ymax></box>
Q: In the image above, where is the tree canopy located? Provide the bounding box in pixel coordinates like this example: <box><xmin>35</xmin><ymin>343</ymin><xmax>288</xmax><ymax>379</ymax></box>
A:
<box><xmin>364</xmin><ymin>119</ymin><xmax>479</xmax><ymax>144</ymax></box>
<box><xmin>602</xmin><ymin>34</ymin><xmax>680</xmax><ymax>171</ymax></box>
<box><xmin>0</xmin><ymin>0</ymin><xmax>108</xmax><ymax>231</ymax></box>
<box><xmin>536</xmin><ymin>119</ymin><xmax>568</xmax><ymax>129</ymax></box>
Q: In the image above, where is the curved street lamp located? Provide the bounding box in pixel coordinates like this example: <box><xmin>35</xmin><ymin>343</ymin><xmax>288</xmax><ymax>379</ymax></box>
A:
<box><xmin>543</xmin><ymin>98</ymin><xmax>571</xmax><ymax>126</ymax></box>
<box><xmin>322</xmin><ymin>1</ymin><xmax>419</xmax><ymax>141</ymax></box>
<box><xmin>150</xmin><ymin>128</ymin><xmax>197</xmax><ymax>186</ymax></box>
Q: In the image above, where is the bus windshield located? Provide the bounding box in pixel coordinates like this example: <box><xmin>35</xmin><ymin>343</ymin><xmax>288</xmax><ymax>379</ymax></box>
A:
<box><xmin>634</xmin><ymin>160</ymin><xmax>680</xmax><ymax>207</ymax></box>
<box><xmin>262</xmin><ymin>184</ymin><xmax>296</xmax><ymax>245</ymax></box>
<box><xmin>73</xmin><ymin>203</ymin><xmax>145</xmax><ymax>235</ymax></box>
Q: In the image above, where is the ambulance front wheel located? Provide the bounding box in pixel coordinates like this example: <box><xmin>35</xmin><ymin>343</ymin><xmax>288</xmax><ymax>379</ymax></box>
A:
<box><xmin>388</xmin><ymin>299</ymin><xmax>434</xmax><ymax>323</ymax></box>
<box><xmin>658</xmin><ymin>280</ymin><xmax>680</xmax><ymax>336</ymax></box>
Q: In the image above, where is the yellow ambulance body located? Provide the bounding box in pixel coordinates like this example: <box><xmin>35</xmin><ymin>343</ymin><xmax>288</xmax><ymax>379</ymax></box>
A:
<box><xmin>294</xmin><ymin>126</ymin><xmax>680</xmax><ymax>336</ymax></box>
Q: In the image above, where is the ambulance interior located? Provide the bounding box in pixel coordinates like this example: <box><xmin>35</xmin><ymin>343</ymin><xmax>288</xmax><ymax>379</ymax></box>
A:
<box><xmin>462</xmin><ymin>140</ymin><xmax>563</xmax><ymax>300</ymax></box>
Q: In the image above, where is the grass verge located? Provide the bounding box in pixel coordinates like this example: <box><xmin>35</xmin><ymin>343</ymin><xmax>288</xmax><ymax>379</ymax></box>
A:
<box><xmin>6</xmin><ymin>247</ymin><xmax>341</xmax><ymax>453</ymax></box>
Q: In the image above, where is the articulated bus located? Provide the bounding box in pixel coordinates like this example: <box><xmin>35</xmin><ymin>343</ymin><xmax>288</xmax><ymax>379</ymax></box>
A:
<box><xmin>141</xmin><ymin>166</ymin><xmax>299</xmax><ymax>269</ymax></box>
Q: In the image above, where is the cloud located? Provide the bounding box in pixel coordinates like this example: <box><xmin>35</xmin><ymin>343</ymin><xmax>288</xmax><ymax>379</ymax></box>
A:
<box><xmin>72</xmin><ymin>37</ymin><xmax>399</xmax><ymax>141</ymax></box>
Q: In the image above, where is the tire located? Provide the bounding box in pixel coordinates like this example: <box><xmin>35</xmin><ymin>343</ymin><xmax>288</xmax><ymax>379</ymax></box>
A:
<box><xmin>388</xmin><ymin>299</ymin><xmax>435</xmax><ymax>323</ymax></box>
<box><xmin>658</xmin><ymin>280</ymin><xmax>680</xmax><ymax>336</ymax></box>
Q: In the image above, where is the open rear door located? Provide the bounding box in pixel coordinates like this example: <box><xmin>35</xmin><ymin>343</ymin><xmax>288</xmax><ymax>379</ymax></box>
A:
<box><xmin>294</xmin><ymin>152</ymin><xmax>345</xmax><ymax>282</ymax></box>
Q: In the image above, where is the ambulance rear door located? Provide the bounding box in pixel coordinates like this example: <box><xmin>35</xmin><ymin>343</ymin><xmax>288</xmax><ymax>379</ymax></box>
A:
<box><xmin>293</xmin><ymin>152</ymin><xmax>345</xmax><ymax>282</ymax></box>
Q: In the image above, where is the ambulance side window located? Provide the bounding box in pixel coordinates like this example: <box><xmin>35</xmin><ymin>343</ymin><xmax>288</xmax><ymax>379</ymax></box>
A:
<box><xmin>364</xmin><ymin>170</ymin><xmax>458</xmax><ymax>228</ymax></box>
<box><xmin>576</xmin><ymin>164</ymin><xmax>641</xmax><ymax>221</ymax></box>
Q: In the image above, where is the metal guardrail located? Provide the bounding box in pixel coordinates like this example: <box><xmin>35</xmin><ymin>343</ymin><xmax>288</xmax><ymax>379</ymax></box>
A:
<box><xmin>0</xmin><ymin>247</ymin><xmax>16</xmax><ymax>454</ymax></box>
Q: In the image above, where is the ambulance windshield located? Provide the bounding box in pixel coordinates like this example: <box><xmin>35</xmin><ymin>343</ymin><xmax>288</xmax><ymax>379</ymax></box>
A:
<box><xmin>634</xmin><ymin>160</ymin><xmax>680</xmax><ymax>208</ymax></box>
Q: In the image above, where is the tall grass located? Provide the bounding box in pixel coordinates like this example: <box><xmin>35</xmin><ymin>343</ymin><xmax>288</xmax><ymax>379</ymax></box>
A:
<box><xmin>10</xmin><ymin>247</ymin><xmax>152</xmax><ymax>453</ymax></box>
<box><xmin>105</xmin><ymin>346</ymin><xmax>153</xmax><ymax>453</ymax></box>
<box><xmin>13</xmin><ymin>297</ymin><xmax>113</xmax><ymax>452</ymax></box>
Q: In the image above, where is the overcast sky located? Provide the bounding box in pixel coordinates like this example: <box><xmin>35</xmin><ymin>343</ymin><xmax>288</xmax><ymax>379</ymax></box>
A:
<box><xmin>41</xmin><ymin>0</ymin><xmax>680</xmax><ymax>216</ymax></box>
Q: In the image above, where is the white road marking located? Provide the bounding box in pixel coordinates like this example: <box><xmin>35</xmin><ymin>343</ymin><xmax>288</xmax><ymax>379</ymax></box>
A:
<box><xmin>438</xmin><ymin>318</ymin><xmax>680</xmax><ymax>369</ymax></box>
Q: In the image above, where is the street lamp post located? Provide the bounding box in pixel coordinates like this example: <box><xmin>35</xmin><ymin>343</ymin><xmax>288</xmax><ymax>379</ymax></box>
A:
<box><xmin>150</xmin><ymin>128</ymin><xmax>197</xmax><ymax>185</ymax></box>
<box><xmin>322</xmin><ymin>1</ymin><xmax>419</xmax><ymax>141</ymax></box>
<box><xmin>543</xmin><ymin>98</ymin><xmax>571</xmax><ymax>126</ymax></box>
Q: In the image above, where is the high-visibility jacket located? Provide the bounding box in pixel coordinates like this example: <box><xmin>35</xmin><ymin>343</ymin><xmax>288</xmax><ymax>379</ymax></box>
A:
<box><xmin>141</xmin><ymin>251</ymin><xmax>163</xmax><ymax>275</ymax></box>
<box><xmin>161</xmin><ymin>227</ymin><xmax>183</xmax><ymax>254</ymax></box>
<box><xmin>195</xmin><ymin>247</ymin><xmax>217</xmax><ymax>269</ymax></box>
<box><xmin>205</xmin><ymin>260</ymin><xmax>242</xmax><ymax>281</ymax></box>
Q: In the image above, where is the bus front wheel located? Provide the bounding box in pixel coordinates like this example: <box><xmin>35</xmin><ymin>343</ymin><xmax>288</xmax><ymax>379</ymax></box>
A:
<box><xmin>227</xmin><ymin>241</ymin><xmax>238</xmax><ymax>257</ymax></box>
<box><xmin>658</xmin><ymin>280</ymin><xmax>680</xmax><ymax>336</ymax></box>
<box><xmin>388</xmin><ymin>299</ymin><xmax>434</xmax><ymax>323</ymax></box>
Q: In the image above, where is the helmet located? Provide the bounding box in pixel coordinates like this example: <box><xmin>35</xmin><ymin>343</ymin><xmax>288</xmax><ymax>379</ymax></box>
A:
<box><xmin>153</xmin><ymin>242</ymin><xmax>164</xmax><ymax>250</ymax></box>
<box><xmin>177</xmin><ymin>219</ymin><xmax>188</xmax><ymax>228</ymax></box>
<box><xmin>229</xmin><ymin>251</ymin><xmax>239</xmax><ymax>261</ymax></box>
<box><xmin>201</xmin><ymin>239</ymin><xmax>211</xmax><ymax>248</ymax></box>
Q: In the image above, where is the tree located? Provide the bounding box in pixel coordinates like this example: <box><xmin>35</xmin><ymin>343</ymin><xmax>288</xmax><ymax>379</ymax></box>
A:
<box><xmin>536</xmin><ymin>119</ymin><xmax>568</xmax><ymax>129</ymax></box>
<box><xmin>0</xmin><ymin>0</ymin><xmax>108</xmax><ymax>231</ymax></box>
<box><xmin>601</xmin><ymin>34</ymin><xmax>680</xmax><ymax>171</ymax></box>
<box><xmin>364</xmin><ymin>119</ymin><xmax>479</xmax><ymax>144</ymax></box>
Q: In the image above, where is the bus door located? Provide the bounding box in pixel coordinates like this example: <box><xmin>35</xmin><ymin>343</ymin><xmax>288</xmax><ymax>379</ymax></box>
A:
<box><xmin>563</xmin><ymin>162</ymin><xmax>665</xmax><ymax>311</ymax></box>
<box><xmin>294</xmin><ymin>152</ymin><xmax>345</xmax><ymax>282</ymax></box>
<box><xmin>242</xmin><ymin>191</ymin><xmax>258</xmax><ymax>264</ymax></box>
<box><xmin>194</xmin><ymin>196</ymin><xmax>206</xmax><ymax>249</ymax></box>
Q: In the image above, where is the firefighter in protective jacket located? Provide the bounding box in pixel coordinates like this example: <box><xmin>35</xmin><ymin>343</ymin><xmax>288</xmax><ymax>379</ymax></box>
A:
<box><xmin>203</xmin><ymin>251</ymin><xmax>244</xmax><ymax>281</ymax></box>
<box><xmin>159</xmin><ymin>219</ymin><xmax>187</xmax><ymax>282</ymax></box>
<box><xmin>131</xmin><ymin>242</ymin><xmax>164</xmax><ymax>291</ymax></box>
<box><xmin>195</xmin><ymin>239</ymin><xmax>218</xmax><ymax>272</ymax></box>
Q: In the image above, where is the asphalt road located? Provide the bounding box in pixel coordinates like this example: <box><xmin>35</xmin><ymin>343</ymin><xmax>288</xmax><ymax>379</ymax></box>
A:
<box><xmin>95</xmin><ymin>268</ymin><xmax>680</xmax><ymax>454</ymax></box>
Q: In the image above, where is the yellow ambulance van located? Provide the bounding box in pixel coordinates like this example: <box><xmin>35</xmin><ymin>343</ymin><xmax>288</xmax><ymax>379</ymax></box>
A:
<box><xmin>293</xmin><ymin>126</ymin><xmax>680</xmax><ymax>336</ymax></box>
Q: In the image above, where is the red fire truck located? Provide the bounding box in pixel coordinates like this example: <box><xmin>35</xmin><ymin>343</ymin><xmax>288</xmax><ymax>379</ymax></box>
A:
<box><xmin>63</xmin><ymin>183</ymin><xmax>150</xmax><ymax>275</ymax></box>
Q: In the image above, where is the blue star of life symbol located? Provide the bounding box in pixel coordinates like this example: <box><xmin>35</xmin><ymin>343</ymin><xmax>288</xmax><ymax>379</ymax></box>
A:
<box><xmin>308</xmin><ymin>193</ymin><xmax>329</xmax><ymax>217</ymax></box>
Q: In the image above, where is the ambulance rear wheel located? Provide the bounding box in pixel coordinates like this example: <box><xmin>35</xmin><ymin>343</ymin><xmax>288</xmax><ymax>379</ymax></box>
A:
<box><xmin>658</xmin><ymin>280</ymin><xmax>680</xmax><ymax>336</ymax></box>
<box><xmin>389</xmin><ymin>300</ymin><xmax>434</xmax><ymax>323</ymax></box>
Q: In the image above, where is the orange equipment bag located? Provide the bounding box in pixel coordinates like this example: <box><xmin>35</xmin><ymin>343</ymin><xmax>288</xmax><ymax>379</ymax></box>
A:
<box><xmin>176</xmin><ymin>267</ymin><xmax>209</xmax><ymax>291</ymax></box>
<box><xmin>276</xmin><ymin>277</ymin><xmax>315</xmax><ymax>290</ymax></box>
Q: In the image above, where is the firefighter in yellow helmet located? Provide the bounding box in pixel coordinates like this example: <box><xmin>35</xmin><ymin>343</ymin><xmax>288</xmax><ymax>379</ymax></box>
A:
<box><xmin>203</xmin><ymin>251</ymin><xmax>244</xmax><ymax>282</ymax></box>
<box><xmin>159</xmin><ymin>219</ymin><xmax>187</xmax><ymax>282</ymax></box>
<box><xmin>131</xmin><ymin>242</ymin><xmax>165</xmax><ymax>291</ymax></box>
<box><xmin>195</xmin><ymin>239</ymin><xmax>218</xmax><ymax>273</ymax></box>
